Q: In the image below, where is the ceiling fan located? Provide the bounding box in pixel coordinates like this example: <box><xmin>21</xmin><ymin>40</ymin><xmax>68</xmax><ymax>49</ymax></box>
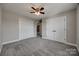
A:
<box><xmin>30</xmin><ymin>6</ymin><xmax>45</xmax><ymax>15</ymax></box>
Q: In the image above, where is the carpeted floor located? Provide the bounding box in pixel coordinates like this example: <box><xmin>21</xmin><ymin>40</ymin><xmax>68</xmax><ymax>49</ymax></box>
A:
<box><xmin>0</xmin><ymin>37</ymin><xmax>79</xmax><ymax>56</ymax></box>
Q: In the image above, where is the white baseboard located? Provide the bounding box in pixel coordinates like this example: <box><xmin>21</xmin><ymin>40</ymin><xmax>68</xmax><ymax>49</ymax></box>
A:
<box><xmin>42</xmin><ymin>37</ymin><xmax>77</xmax><ymax>47</ymax></box>
<box><xmin>2</xmin><ymin>39</ymin><xmax>22</xmax><ymax>45</ymax></box>
<box><xmin>2</xmin><ymin>36</ymin><xmax>36</xmax><ymax>45</ymax></box>
<box><xmin>77</xmin><ymin>47</ymin><xmax>79</xmax><ymax>51</ymax></box>
<box><xmin>54</xmin><ymin>40</ymin><xmax>77</xmax><ymax>47</ymax></box>
<box><xmin>76</xmin><ymin>45</ymin><xmax>79</xmax><ymax>52</ymax></box>
<box><xmin>2</xmin><ymin>37</ymin><xmax>77</xmax><ymax>47</ymax></box>
<box><xmin>0</xmin><ymin>46</ymin><xmax>2</xmax><ymax>53</ymax></box>
<box><xmin>0</xmin><ymin>49</ymin><xmax>1</xmax><ymax>53</ymax></box>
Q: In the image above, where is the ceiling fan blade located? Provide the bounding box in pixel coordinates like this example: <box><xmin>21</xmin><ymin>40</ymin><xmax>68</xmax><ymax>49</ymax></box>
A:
<box><xmin>40</xmin><ymin>7</ymin><xmax>44</xmax><ymax>11</ymax></box>
<box><xmin>31</xmin><ymin>7</ymin><xmax>36</xmax><ymax>10</ymax></box>
<box><xmin>30</xmin><ymin>12</ymin><xmax>35</xmax><ymax>13</ymax></box>
<box><xmin>40</xmin><ymin>12</ymin><xmax>45</xmax><ymax>14</ymax></box>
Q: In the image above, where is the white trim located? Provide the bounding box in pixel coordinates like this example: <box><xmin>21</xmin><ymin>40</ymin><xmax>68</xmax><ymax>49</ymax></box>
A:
<box><xmin>0</xmin><ymin>44</ymin><xmax>2</xmax><ymax>53</ymax></box>
<box><xmin>0</xmin><ymin>49</ymin><xmax>1</xmax><ymax>53</ymax></box>
<box><xmin>76</xmin><ymin>45</ymin><xmax>79</xmax><ymax>52</ymax></box>
<box><xmin>2</xmin><ymin>36</ymin><xmax>36</xmax><ymax>45</ymax></box>
<box><xmin>54</xmin><ymin>39</ymin><xmax>77</xmax><ymax>47</ymax></box>
<box><xmin>54</xmin><ymin>40</ymin><xmax>77</xmax><ymax>47</ymax></box>
<box><xmin>2</xmin><ymin>39</ymin><xmax>22</xmax><ymax>45</ymax></box>
<box><xmin>2</xmin><ymin>37</ymin><xmax>77</xmax><ymax>47</ymax></box>
<box><xmin>59</xmin><ymin>41</ymin><xmax>77</xmax><ymax>47</ymax></box>
<box><xmin>77</xmin><ymin>47</ymin><xmax>79</xmax><ymax>52</ymax></box>
<box><xmin>42</xmin><ymin>37</ymin><xmax>77</xmax><ymax>47</ymax></box>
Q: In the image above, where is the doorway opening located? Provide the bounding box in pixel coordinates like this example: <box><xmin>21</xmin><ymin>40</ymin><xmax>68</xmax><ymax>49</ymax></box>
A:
<box><xmin>37</xmin><ymin>20</ymin><xmax>42</xmax><ymax>37</ymax></box>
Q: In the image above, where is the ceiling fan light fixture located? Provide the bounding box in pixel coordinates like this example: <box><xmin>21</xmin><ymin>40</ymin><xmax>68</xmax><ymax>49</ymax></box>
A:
<box><xmin>35</xmin><ymin>12</ymin><xmax>40</xmax><ymax>16</ymax></box>
<box><xmin>30</xmin><ymin>5</ymin><xmax>45</xmax><ymax>16</ymax></box>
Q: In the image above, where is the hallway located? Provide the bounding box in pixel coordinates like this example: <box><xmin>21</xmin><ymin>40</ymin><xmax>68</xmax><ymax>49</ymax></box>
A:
<box><xmin>0</xmin><ymin>37</ymin><xmax>78</xmax><ymax>56</ymax></box>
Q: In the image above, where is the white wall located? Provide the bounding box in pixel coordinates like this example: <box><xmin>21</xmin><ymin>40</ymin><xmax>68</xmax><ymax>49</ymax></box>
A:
<box><xmin>2</xmin><ymin>10</ymin><xmax>35</xmax><ymax>44</ymax></box>
<box><xmin>2</xmin><ymin>10</ymin><xmax>19</xmax><ymax>43</ymax></box>
<box><xmin>42</xmin><ymin>9</ymin><xmax>76</xmax><ymax>44</ymax></box>
<box><xmin>19</xmin><ymin>17</ymin><xmax>35</xmax><ymax>40</ymax></box>
<box><xmin>0</xmin><ymin>7</ymin><xmax>2</xmax><ymax>52</ymax></box>
<box><xmin>33</xmin><ymin>20</ymin><xmax>38</xmax><ymax>37</ymax></box>
<box><xmin>77</xmin><ymin>5</ymin><xmax>79</xmax><ymax>51</ymax></box>
<box><xmin>42</xmin><ymin>19</ymin><xmax>47</xmax><ymax>38</ymax></box>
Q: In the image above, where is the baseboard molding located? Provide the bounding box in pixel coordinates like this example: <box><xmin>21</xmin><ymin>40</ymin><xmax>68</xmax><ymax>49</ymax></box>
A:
<box><xmin>2</xmin><ymin>36</ymin><xmax>36</xmax><ymax>45</ymax></box>
<box><xmin>42</xmin><ymin>37</ymin><xmax>77</xmax><ymax>47</ymax></box>
<box><xmin>0</xmin><ymin>46</ymin><xmax>2</xmax><ymax>53</ymax></box>
<box><xmin>2</xmin><ymin>37</ymin><xmax>77</xmax><ymax>47</ymax></box>
<box><xmin>55</xmin><ymin>40</ymin><xmax>77</xmax><ymax>47</ymax></box>
<box><xmin>77</xmin><ymin>48</ymin><xmax>79</xmax><ymax>52</ymax></box>
<box><xmin>0</xmin><ymin>48</ymin><xmax>1</xmax><ymax>53</ymax></box>
<box><xmin>2</xmin><ymin>39</ymin><xmax>22</xmax><ymax>45</ymax></box>
<box><xmin>76</xmin><ymin>46</ymin><xmax>79</xmax><ymax>52</ymax></box>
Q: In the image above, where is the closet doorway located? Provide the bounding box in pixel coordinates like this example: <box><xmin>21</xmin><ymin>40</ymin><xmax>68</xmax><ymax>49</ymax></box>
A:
<box><xmin>37</xmin><ymin>20</ymin><xmax>42</xmax><ymax>37</ymax></box>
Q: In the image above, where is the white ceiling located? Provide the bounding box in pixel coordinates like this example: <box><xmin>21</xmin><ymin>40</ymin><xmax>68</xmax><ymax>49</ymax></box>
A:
<box><xmin>1</xmin><ymin>3</ymin><xmax>77</xmax><ymax>20</ymax></box>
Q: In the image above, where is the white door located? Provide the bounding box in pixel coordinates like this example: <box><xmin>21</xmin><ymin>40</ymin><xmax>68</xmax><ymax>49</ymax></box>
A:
<box><xmin>46</xmin><ymin>16</ymin><xmax>66</xmax><ymax>42</ymax></box>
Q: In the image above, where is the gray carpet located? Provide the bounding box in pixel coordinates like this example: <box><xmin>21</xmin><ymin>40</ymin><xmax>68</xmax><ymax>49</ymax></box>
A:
<box><xmin>0</xmin><ymin>37</ymin><xmax>79</xmax><ymax>56</ymax></box>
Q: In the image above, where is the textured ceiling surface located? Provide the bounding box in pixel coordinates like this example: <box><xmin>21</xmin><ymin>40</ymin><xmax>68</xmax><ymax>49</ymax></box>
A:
<box><xmin>1</xmin><ymin>3</ymin><xmax>77</xmax><ymax>20</ymax></box>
